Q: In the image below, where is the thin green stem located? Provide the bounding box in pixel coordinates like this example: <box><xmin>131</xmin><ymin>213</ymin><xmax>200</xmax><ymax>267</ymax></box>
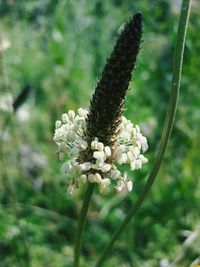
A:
<box><xmin>95</xmin><ymin>0</ymin><xmax>191</xmax><ymax>266</ymax></box>
<box><xmin>74</xmin><ymin>183</ymin><xmax>95</xmax><ymax>267</ymax></box>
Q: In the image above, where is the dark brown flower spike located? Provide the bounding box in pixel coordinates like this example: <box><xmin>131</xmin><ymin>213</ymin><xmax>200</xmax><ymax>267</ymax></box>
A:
<box><xmin>86</xmin><ymin>12</ymin><xmax>143</xmax><ymax>147</ymax></box>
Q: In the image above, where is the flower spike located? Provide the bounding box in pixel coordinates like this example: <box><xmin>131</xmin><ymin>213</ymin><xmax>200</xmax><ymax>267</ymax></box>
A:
<box><xmin>53</xmin><ymin>13</ymin><xmax>147</xmax><ymax>195</ymax></box>
<box><xmin>86</xmin><ymin>13</ymin><xmax>143</xmax><ymax>147</ymax></box>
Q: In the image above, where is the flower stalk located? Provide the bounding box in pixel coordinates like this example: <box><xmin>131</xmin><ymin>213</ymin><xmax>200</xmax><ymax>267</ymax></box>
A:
<box><xmin>95</xmin><ymin>0</ymin><xmax>192</xmax><ymax>266</ymax></box>
<box><xmin>74</xmin><ymin>183</ymin><xmax>94</xmax><ymax>267</ymax></box>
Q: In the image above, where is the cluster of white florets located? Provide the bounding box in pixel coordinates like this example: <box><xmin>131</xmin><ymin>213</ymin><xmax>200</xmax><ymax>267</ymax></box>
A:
<box><xmin>53</xmin><ymin>108</ymin><xmax>148</xmax><ymax>195</ymax></box>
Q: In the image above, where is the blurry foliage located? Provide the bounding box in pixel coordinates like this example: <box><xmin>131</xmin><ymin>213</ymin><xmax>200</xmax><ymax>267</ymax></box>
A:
<box><xmin>0</xmin><ymin>0</ymin><xmax>200</xmax><ymax>266</ymax></box>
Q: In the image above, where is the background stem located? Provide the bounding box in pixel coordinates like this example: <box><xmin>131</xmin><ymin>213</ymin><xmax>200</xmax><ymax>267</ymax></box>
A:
<box><xmin>74</xmin><ymin>183</ymin><xmax>94</xmax><ymax>267</ymax></box>
<box><xmin>95</xmin><ymin>0</ymin><xmax>191</xmax><ymax>266</ymax></box>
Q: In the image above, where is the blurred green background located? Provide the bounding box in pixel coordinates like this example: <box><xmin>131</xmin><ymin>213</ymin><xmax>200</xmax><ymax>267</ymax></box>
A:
<box><xmin>0</xmin><ymin>0</ymin><xmax>199</xmax><ymax>266</ymax></box>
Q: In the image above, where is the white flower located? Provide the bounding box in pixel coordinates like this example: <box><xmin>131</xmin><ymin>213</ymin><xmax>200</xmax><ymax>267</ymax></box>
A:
<box><xmin>101</xmin><ymin>178</ymin><xmax>111</xmax><ymax>187</ymax></box>
<box><xmin>105</xmin><ymin>146</ymin><xmax>111</xmax><ymax>158</ymax></box>
<box><xmin>78</xmin><ymin>108</ymin><xmax>88</xmax><ymax>117</ymax></box>
<box><xmin>94</xmin><ymin>173</ymin><xmax>102</xmax><ymax>183</ymax></box>
<box><xmin>96</xmin><ymin>159</ymin><xmax>104</xmax><ymax>167</ymax></box>
<box><xmin>88</xmin><ymin>174</ymin><xmax>96</xmax><ymax>183</ymax></box>
<box><xmin>116</xmin><ymin>172</ymin><xmax>133</xmax><ymax>193</ymax></box>
<box><xmin>79</xmin><ymin>140</ymin><xmax>88</xmax><ymax>150</ymax></box>
<box><xmin>62</xmin><ymin>113</ymin><xmax>69</xmax><ymax>122</ymax></box>
<box><xmin>139</xmin><ymin>155</ymin><xmax>148</xmax><ymax>164</ymax></box>
<box><xmin>93</xmin><ymin>151</ymin><xmax>105</xmax><ymax>160</ymax></box>
<box><xmin>135</xmin><ymin>159</ymin><xmax>142</xmax><ymax>169</ymax></box>
<box><xmin>55</xmin><ymin>120</ymin><xmax>62</xmax><ymax>129</ymax></box>
<box><xmin>117</xmin><ymin>153</ymin><xmax>128</xmax><ymax>164</ymax></box>
<box><xmin>127</xmin><ymin>151</ymin><xmax>134</xmax><ymax>162</ymax></box>
<box><xmin>116</xmin><ymin>180</ymin><xmax>124</xmax><ymax>192</ymax></box>
<box><xmin>110</xmin><ymin>168</ymin><xmax>121</xmax><ymax>180</ymax></box>
<box><xmin>68</xmin><ymin>110</ymin><xmax>75</xmax><ymax>120</ymax></box>
<box><xmin>97</xmin><ymin>142</ymin><xmax>104</xmax><ymax>152</ymax></box>
<box><xmin>92</xmin><ymin>159</ymin><xmax>104</xmax><ymax>169</ymax></box>
<box><xmin>126</xmin><ymin>180</ymin><xmax>133</xmax><ymax>192</ymax></box>
<box><xmin>91</xmin><ymin>138</ymin><xmax>99</xmax><ymax>150</ymax></box>
<box><xmin>80</xmin><ymin>162</ymin><xmax>91</xmax><ymax>171</ymax></box>
<box><xmin>132</xmin><ymin>147</ymin><xmax>140</xmax><ymax>157</ymax></box>
<box><xmin>126</xmin><ymin>122</ymin><xmax>133</xmax><ymax>133</ymax></box>
<box><xmin>114</xmin><ymin>145</ymin><xmax>125</xmax><ymax>159</ymax></box>
<box><xmin>130</xmin><ymin>161</ymin><xmax>136</xmax><ymax>171</ymax></box>
<box><xmin>101</xmin><ymin>164</ymin><xmax>112</xmax><ymax>173</ymax></box>
<box><xmin>54</xmin><ymin>109</ymin><xmax>148</xmax><ymax>195</ymax></box>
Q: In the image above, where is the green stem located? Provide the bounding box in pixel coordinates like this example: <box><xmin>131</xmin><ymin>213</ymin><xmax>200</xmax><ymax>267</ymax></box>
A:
<box><xmin>95</xmin><ymin>0</ymin><xmax>191</xmax><ymax>266</ymax></box>
<box><xmin>74</xmin><ymin>183</ymin><xmax>95</xmax><ymax>267</ymax></box>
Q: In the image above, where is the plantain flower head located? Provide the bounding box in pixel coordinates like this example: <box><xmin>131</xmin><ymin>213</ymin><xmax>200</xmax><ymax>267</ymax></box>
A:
<box><xmin>53</xmin><ymin>13</ymin><xmax>148</xmax><ymax>194</ymax></box>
